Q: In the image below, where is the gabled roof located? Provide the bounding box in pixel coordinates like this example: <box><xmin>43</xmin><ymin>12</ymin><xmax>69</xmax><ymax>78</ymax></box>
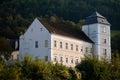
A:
<box><xmin>83</xmin><ymin>11</ymin><xmax>110</xmax><ymax>25</ymax></box>
<box><xmin>38</xmin><ymin>18</ymin><xmax>93</xmax><ymax>43</ymax></box>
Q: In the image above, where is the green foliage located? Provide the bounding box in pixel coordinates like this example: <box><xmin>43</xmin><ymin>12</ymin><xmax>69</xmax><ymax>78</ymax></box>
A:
<box><xmin>76</xmin><ymin>54</ymin><xmax>120</xmax><ymax>80</ymax></box>
<box><xmin>0</xmin><ymin>37</ymin><xmax>13</xmax><ymax>60</ymax></box>
<box><xmin>0</xmin><ymin>54</ymin><xmax>120</xmax><ymax>80</ymax></box>
<box><xmin>111</xmin><ymin>31</ymin><xmax>120</xmax><ymax>53</ymax></box>
<box><xmin>20</xmin><ymin>55</ymin><xmax>51</xmax><ymax>80</ymax></box>
<box><xmin>0</xmin><ymin>55</ymin><xmax>80</xmax><ymax>80</ymax></box>
<box><xmin>0</xmin><ymin>0</ymin><xmax>120</xmax><ymax>39</ymax></box>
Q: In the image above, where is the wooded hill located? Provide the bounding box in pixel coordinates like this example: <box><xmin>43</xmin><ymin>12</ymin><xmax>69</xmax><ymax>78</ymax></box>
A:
<box><xmin>0</xmin><ymin>0</ymin><xmax>120</xmax><ymax>38</ymax></box>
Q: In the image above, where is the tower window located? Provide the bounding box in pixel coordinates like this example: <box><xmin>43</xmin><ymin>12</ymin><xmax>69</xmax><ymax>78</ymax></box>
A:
<box><xmin>35</xmin><ymin>41</ymin><xmax>38</xmax><ymax>48</ymax></box>
<box><xmin>103</xmin><ymin>27</ymin><xmax>106</xmax><ymax>32</ymax></box>
<box><xmin>103</xmin><ymin>49</ymin><xmax>107</xmax><ymax>55</ymax></box>
<box><xmin>54</xmin><ymin>40</ymin><xmax>57</xmax><ymax>47</ymax></box>
<box><xmin>103</xmin><ymin>39</ymin><xmax>107</xmax><ymax>44</ymax></box>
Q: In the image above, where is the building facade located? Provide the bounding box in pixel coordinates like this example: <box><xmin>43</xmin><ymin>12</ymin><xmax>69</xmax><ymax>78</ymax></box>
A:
<box><xmin>19</xmin><ymin>12</ymin><xmax>111</xmax><ymax>67</ymax></box>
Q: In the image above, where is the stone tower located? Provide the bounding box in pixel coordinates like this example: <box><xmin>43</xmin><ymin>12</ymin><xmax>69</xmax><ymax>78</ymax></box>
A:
<box><xmin>82</xmin><ymin>12</ymin><xmax>111</xmax><ymax>60</ymax></box>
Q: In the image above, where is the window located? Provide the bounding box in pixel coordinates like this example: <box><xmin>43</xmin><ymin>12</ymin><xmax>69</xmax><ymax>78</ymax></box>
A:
<box><xmin>35</xmin><ymin>41</ymin><xmax>38</xmax><ymax>48</ymax></box>
<box><xmin>71</xmin><ymin>44</ymin><xmax>73</xmax><ymax>50</ymax></box>
<box><xmin>71</xmin><ymin>58</ymin><xmax>73</xmax><ymax>63</ymax></box>
<box><xmin>45</xmin><ymin>40</ymin><xmax>48</xmax><ymax>47</ymax></box>
<box><xmin>81</xmin><ymin>46</ymin><xmax>83</xmax><ymax>52</ymax></box>
<box><xmin>40</xmin><ymin>28</ymin><xmax>43</xmax><ymax>31</ymax></box>
<box><xmin>103</xmin><ymin>27</ymin><xmax>106</xmax><ymax>32</ymax></box>
<box><xmin>103</xmin><ymin>49</ymin><xmax>107</xmax><ymax>55</ymax></box>
<box><xmin>60</xmin><ymin>57</ymin><xmax>63</xmax><ymax>62</ymax></box>
<box><xmin>45</xmin><ymin>56</ymin><xmax>48</xmax><ymax>61</ymax></box>
<box><xmin>76</xmin><ymin>45</ymin><xmax>78</xmax><ymax>51</ymax></box>
<box><xmin>103</xmin><ymin>39</ymin><xmax>107</xmax><ymax>44</ymax></box>
<box><xmin>66</xmin><ymin>43</ymin><xmax>68</xmax><ymax>49</ymax></box>
<box><xmin>66</xmin><ymin>58</ymin><xmax>68</xmax><ymax>63</ymax></box>
<box><xmin>54</xmin><ymin>56</ymin><xmax>57</xmax><ymax>62</ymax></box>
<box><xmin>60</xmin><ymin>42</ymin><xmax>62</xmax><ymax>48</ymax></box>
<box><xmin>54</xmin><ymin>40</ymin><xmax>57</xmax><ymax>47</ymax></box>
<box><xmin>75</xmin><ymin>59</ymin><xmax>78</xmax><ymax>64</ymax></box>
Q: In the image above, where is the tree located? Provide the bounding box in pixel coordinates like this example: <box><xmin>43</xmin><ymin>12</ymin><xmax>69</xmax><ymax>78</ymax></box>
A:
<box><xmin>75</xmin><ymin>57</ymin><xmax>111</xmax><ymax>80</ymax></box>
<box><xmin>0</xmin><ymin>37</ymin><xmax>13</xmax><ymax>60</ymax></box>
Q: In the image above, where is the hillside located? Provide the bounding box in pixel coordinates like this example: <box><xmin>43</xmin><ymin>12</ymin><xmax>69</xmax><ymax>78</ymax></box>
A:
<box><xmin>0</xmin><ymin>0</ymin><xmax>120</xmax><ymax>38</ymax></box>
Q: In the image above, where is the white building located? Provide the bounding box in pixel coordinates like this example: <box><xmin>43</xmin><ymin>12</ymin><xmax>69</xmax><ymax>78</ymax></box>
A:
<box><xmin>19</xmin><ymin>12</ymin><xmax>111</xmax><ymax>67</ymax></box>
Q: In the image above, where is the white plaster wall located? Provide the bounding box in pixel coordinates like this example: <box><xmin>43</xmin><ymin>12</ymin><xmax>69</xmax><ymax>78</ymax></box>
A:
<box><xmin>51</xmin><ymin>34</ymin><xmax>93</xmax><ymax>67</ymax></box>
<box><xmin>19</xmin><ymin>18</ymin><xmax>51</xmax><ymax>61</ymax></box>
<box><xmin>98</xmin><ymin>24</ymin><xmax>111</xmax><ymax>60</ymax></box>
<box><xmin>82</xmin><ymin>23</ymin><xmax>111</xmax><ymax>60</ymax></box>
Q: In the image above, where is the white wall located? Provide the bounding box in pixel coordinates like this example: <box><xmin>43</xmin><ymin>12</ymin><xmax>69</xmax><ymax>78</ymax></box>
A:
<box><xmin>19</xmin><ymin>18</ymin><xmax>51</xmax><ymax>61</ymax></box>
<box><xmin>82</xmin><ymin>23</ymin><xmax>111</xmax><ymax>60</ymax></box>
<box><xmin>51</xmin><ymin>34</ymin><xmax>93</xmax><ymax>67</ymax></box>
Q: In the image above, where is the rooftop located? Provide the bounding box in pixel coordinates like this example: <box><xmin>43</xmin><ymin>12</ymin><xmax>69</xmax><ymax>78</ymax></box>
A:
<box><xmin>38</xmin><ymin>18</ymin><xmax>93</xmax><ymax>43</ymax></box>
<box><xmin>83</xmin><ymin>11</ymin><xmax>110</xmax><ymax>25</ymax></box>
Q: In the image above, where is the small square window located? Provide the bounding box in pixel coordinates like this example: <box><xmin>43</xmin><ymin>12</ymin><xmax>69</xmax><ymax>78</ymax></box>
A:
<box><xmin>40</xmin><ymin>28</ymin><xmax>43</xmax><ymax>31</ymax></box>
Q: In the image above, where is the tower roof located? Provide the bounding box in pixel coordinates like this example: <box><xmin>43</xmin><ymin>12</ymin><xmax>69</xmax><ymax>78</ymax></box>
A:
<box><xmin>83</xmin><ymin>11</ymin><xmax>110</xmax><ymax>25</ymax></box>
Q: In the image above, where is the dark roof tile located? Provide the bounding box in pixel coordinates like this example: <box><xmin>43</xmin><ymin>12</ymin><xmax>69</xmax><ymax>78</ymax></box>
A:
<box><xmin>83</xmin><ymin>12</ymin><xmax>110</xmax><ymax>25</ymax></box>
<box><xmin>38</xmin><ymin>18</ymin><xmax>93</xmax><ymax>43</ymax></box>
